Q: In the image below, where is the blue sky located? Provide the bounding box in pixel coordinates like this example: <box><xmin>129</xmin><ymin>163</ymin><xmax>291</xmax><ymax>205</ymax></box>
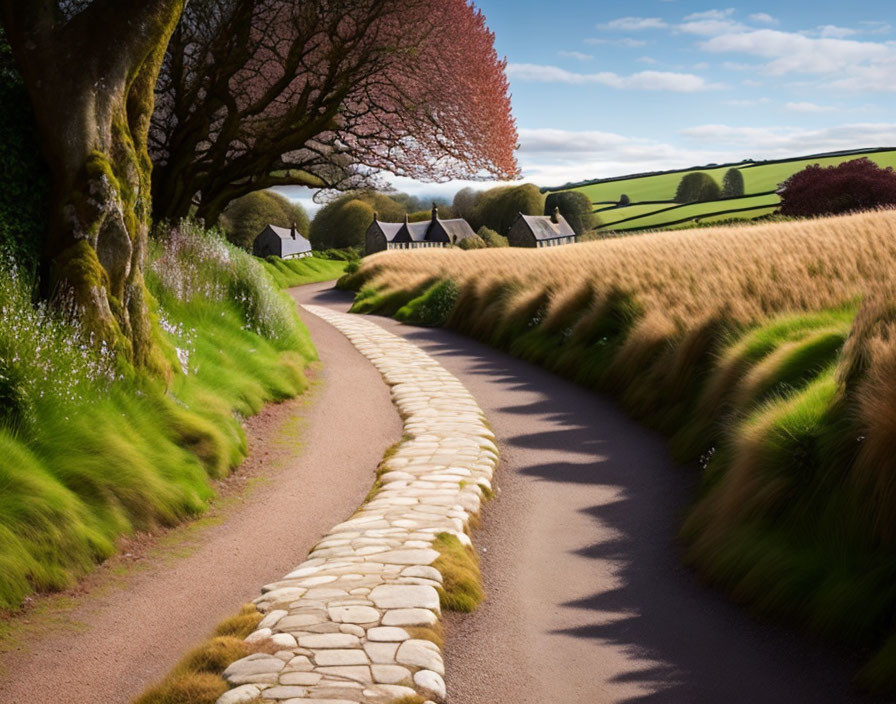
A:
<box><xmin>282</xmin><ymin>1</ymin><xmax>896</xmax><ymax>211</ymax></box>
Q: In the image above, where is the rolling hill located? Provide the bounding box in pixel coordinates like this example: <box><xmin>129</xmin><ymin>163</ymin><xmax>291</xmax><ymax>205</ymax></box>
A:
<box><xmin>547</xmin><ymin>147</ymin><xmax>896</xmax><ymax>233</ymax></box>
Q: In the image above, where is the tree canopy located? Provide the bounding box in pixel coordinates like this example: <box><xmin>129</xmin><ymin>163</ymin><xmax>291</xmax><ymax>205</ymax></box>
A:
<box><xmin>150</xmin><ymin>0</ymin><xmax>519</xmax><ymax>223</ymax></box>
<box><xmin>674</xmin><ymin>172</ymin><xmax>721</xmax><ymax>204</ymax></box>
<box><xmin>721</xmin><ymin>168</ymin><xmax>745</xmax><ymax>198</ymax></box>
<box><xmin>779</xmin><ymin>158</ymin><xmax>896</xmax><ymax>217</ymax></box>
<box><xmin>471</xmin><ymin>184</ymin><xmax>544</xmax><ymax>234</ymax></box>
<box><xmin>544</xmin><ymin>191</ymin><xmax>595</xmax><ymax>236</ymax></box>
<box><xmin>221</xmin><ymin>191</ymin><xmax>309</xmax><ymax>250</ymax></box>
<box><xmin>310</xmin><ymin>191</ymin><xmax>405</xmax><ymax>250</ymax></box>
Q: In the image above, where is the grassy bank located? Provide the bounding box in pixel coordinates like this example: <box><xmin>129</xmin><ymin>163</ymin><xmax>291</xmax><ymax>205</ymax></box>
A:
<box><xmin>341</xmin><ymin>209</ymin><xmax>896</xmax><ymax>693</ymax></box>
<box><xmin>261</xmin><ymin>255</ymin><xmax>347</xmax><ymax>288</ymax></box>
<box><xmin>0</xmin><ymin>221</ymin><xmax>318</xmax><ymax>611</ymax></box>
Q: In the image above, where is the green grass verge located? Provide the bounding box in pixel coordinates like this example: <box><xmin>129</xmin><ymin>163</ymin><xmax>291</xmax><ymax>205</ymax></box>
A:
<box><xmin>345</xmin><ymin>269</ymin><xmax>896</xmax><ymax>695</ymax></box>
<box><xmin>0</xmin><ymin>222</ymin><xmax>316</xmax><ymax>611</ymax></box>
<box><xmin>261</xmin><ymin>256</ymin><xmax>347</xmax><ymax>288</ymax></box>
<box><xmin>432</xmin><ymin>532</ymin><xmax>484</xmax><ymax>612</ymax></box>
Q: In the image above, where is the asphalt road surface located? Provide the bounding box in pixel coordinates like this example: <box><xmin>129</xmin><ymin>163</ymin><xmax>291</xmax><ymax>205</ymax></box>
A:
<box><xmin>299</xmin><ymin>281</ymin><xmax>878</xmax><ymax>704</ymax></box>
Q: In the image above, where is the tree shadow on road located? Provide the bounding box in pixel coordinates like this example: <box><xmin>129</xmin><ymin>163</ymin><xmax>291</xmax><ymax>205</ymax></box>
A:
<box><xmin>298</xmin><ymin>283</ymin><xmax>877</xmax><ymax>704</ymax></box>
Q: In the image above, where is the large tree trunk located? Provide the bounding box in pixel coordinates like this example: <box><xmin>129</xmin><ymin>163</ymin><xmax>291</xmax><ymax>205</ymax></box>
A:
<box><xmin>0</xmin><ymin>1</ymin><xmax>184</xmax><ymax>368</ymax></box>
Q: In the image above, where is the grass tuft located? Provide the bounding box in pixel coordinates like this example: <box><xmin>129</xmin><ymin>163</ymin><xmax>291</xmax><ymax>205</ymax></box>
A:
<box><xmin>432</xmin><ymin>532</ymin><xmax>483</xmax><ymax>613</ymax></box>
<box><xmin>213</xmin><ymin>603</ymin><xmax>263</xmax><ymax>638</ymax></box>
<box><xmin>405</xmin><ymin>622</ymin><xmax>445</xmax><ymax>650</ymax></box>
<box><xmin>132</xmin><ymin>603</ymin><xmax>272</xmax><ymax>704</ymax></box>
<box><xmin>133</xmin><ymin>671</ymin><xmax>228</xmax><ymax>704</ymax></box>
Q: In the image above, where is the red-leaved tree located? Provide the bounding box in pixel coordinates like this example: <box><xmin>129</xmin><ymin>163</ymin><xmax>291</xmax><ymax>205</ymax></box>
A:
<box><xmin>779</xmin><ymin>158</ymin><xmax>896</xmax><ymax>218</ymax></box>
<box><xmin>150</xmin><ymin>0</ymin><xmax>519</xmax><ymax>223</ymax></box>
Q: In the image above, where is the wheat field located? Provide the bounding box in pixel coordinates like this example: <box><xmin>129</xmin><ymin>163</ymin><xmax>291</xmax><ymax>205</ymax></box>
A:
<box><xmin>351</xmin><ymin>209</ymin><xmax>896</xmax><ymax>327</ymax></box>
<box><xmin>343</xmin><ymin>209</ymin><xmax>896</xmax><ymax>693</ymax></box>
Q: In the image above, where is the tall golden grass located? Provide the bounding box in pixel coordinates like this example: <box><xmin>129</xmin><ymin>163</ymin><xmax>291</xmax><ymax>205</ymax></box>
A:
<box><xmin>351</xmin><ymin>209</ymin><xmax>896</xmax><ymax>327</ymax></box>
<box><xmin>343</xmin><ymin>209</ymin><xmax>896</xmax><ymax>694</ymax></box>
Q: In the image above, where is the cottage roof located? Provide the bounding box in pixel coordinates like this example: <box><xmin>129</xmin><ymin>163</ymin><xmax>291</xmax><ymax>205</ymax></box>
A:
<box><xmin>372</xmin><ymin>219</ymin><xmax>403</xmax><ymax>239</ymax></box>
<box><xmin>372</xmin><ymin>207</ymin><xmax>476</xmax><ymax>245</ymax></box>
<box><xmin>393</xmin><ymin>218</ymin><xmax>430</xmax><ymax>242</ymax></box>
<box><xmin>438</xmin><ymin>218</ymin><xmax>477</xmax><ymax>242</ymax></box>
<box><xmin>517</xmin><ymin>212</ymin><xmax>576</xmax><ymax>241</ymax></box>
<box><xmin>266</xmin><ymin>224</ymin><xmax>312</xmax><ymax>256</ymax></box>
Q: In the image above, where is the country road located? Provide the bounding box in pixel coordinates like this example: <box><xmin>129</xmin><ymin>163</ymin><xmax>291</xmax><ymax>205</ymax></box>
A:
<box><xmin>0</xmin><ymin>279</ymin><xmax>879</xmax><ymax>704</ymax></box>
<box><xmin>297</xmin><ymin>281</ymin><xmax>878</xmax><ymax>704</ymax></box>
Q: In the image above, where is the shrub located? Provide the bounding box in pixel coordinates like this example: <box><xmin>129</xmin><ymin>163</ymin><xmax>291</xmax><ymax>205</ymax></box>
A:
<box><xmin>309</xmin><ymin>191</ymin><xmax>405</xmax><ymax>249</ymax></box>
<box><xmin>220</xmin><ymin>191</ymin><xmax>309</xmax><ymax>250</ymax></box>
<box><xmin>619</xmin><ymin>193</ymin><xmax>631</xmax><ymax>206</ymax></box>
<box><xmin>395</xmin><ymin>279</ymin><xmax>459</xmax><ymax>326</ymax></box>
<box><xmin>779</xmin><ymin>158</ymin><xmax>896</xmax><ymax>217</ymax></box>
<box><xmin>477</xmin><ymin>226</ymin><xmax>508</xmax><ymax>248</ymax></box>
<box><xmin>674</xmin><ymin>172</ymin><xmax>721</xmax><ymax>203</ymax></box>
<box><xmin>721</xmin><ymin>168</ymin><xmax>745</xmax><ymax>198</ymax></box>
<box><xmin>458</xmin><ymin>234</ymin><xmax>486</xmax><ymax>250</ymax></box>
<box><xmin>471</xmin><ymin>183</ymin><xmax>543</xmax><ymax>234</ymax></box>
<box><xmin>544</xmin><ymin>191</ymin><xmax>595</xmax><ymax>235</ymax></box>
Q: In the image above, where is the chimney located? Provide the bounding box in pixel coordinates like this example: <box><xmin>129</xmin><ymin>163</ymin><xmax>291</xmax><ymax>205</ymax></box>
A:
<box><xmin>431</xmin><ymin>202</ymin><xmax>439</xmax><ymax>222</ymax></box>
<box><xmin>551</xmin><ymin>206</ymin><xmax>560</xmax><ymax>224</ymax></box>
<box><xmin>290</xmin><ymin>222</ymin><xmax>297</xmax><ymax>239</ymax></box>
<box><xmin>404</xmin><ymin>213</ymin><xmax>410</xmax><ymax>224</ymax></box>
<box><xmin>372</xmin><ymin>211</ymin><xmax>379</xmax><ymax>223</ymax></box>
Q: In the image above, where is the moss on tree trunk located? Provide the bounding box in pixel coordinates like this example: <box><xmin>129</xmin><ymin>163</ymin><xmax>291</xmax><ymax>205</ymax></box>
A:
<box><xmin>0</xmin><ymin>1</ymin><xmax>184</xmax><ymax>369</ymax></box>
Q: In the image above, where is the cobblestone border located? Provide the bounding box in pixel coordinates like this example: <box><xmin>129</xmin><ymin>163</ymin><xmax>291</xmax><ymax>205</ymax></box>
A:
<box><xmin>217</xmin><ymin>306</ymin><xmax>498</xmax><ymax>704</ymax></box>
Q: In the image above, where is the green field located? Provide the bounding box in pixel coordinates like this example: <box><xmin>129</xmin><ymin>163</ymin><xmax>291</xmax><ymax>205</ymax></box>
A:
<box><xmin>555</xmin><ymin>147</ymin><xmax>896</xmax><ymax>232</ymax></box>
<box><xmin>261</xmin><ymin>256</ymin><xmax>347</xmax><ymax>288</ymax></box>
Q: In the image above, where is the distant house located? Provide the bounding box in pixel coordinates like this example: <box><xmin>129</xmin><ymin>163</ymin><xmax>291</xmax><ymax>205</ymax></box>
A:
<box><xmin>365</xmin><ymin>218</ymin><xmax>404</xmax><ymax>255</ymax></box>
<box><xmin>253</xmin><ymin>223</ymin><xmax>312</xmax><ymax>259</ymax></box>
<box><xmin>364</xmin><ymin>205</ymin><xmax>477</xmax><ymax>256</ymax></box>
<box><xmin>508</xmin><ymin>207</ymin><xmax>577</xmax><ymax>248</ymax></box>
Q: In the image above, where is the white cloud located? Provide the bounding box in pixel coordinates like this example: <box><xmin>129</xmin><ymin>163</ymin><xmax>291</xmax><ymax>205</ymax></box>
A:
<box><xmin>811</xmin><ymin>25</ymin><xmax>858</xmax><ymax>39</ymax></box>
<box><xmin>603</xmin><ymin>16</ymin><xmax>668</xmax><ymax>31</ymax></box>
<box><xmin>354</xmin><ymin>124</ymin><xmax>896</xmax><ymax>192</ymax></box>
<box><xmin>749</xmin><ymin>13</ymin><xmax>777</xmax><ymax>24</ymax></box>
<box><xmin>558</xmin><ymin>50</ymin><xmax>593</xmax><ymax>61</ymax></box>
<box><xmin>585</xmin><ymin>37</ymin><xmax>648</xmax><ymax>48</ymax></box>
<box><xmin>684</xmin><ymin>9</ymin><xmax>736</xmax><ymax>21</ymax></box>
<box><xmin>785</xmin><ymin>101</ymin><xmax>838</xmax><ymax>113</ymax></box>
<box><xmin>514</xmin><ymin>128</ymin><xmax>723</xmax><ymax>185</ymax></box>
<box><xmin>725</xmin><ymin>97</ymin><xmax>771</xmax><ymax>106</ymax></box>
<box><xmin>518</xmin><ymin>128</ymin><xmax>632</xmax><ymax>154</ymax></box>
<box><xmin>860</xmin><ymin>21</ymin><xmax>892</xmax><ymax>35</ymax></box>
<box><xmin>638</xmin><ymin>56</ymin><xmax>659</xmax><ymax>65</ymax></box>
<box><xmin>680</xmin><ymin>122</ymin><xmax>896</xmax><ymax>154</ymax></box>
<box><xmin>506</xmin><ymin>63</ymin><xmax>716</xmax><ymax>92</ymax></box>
<box><xmin>700</xmin><ymin>29</ymin><xmax>892</xmax><ymax>76</ymax></box>
<box><xmin>678</xmin><ymin>8</ymin><xmax>745</xmax><ymax>35</ymax></box>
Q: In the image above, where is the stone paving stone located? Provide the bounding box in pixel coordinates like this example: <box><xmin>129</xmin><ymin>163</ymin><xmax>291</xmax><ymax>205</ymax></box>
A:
<box><xmin>216</xmin><ymin>307</ymin><xmax>498</xmax><ymax>704</ymax></box>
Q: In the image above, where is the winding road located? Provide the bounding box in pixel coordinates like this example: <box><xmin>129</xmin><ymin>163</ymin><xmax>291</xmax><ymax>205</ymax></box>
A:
<box><xmin>297</xmin><ymin>281</ymin><xmax>877</xmax><ymax>704</ymax></box>
<box><xmin>0</xmin><ymin>279</ymin><xmax>878</xmax><ymax>703</ymax></box>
